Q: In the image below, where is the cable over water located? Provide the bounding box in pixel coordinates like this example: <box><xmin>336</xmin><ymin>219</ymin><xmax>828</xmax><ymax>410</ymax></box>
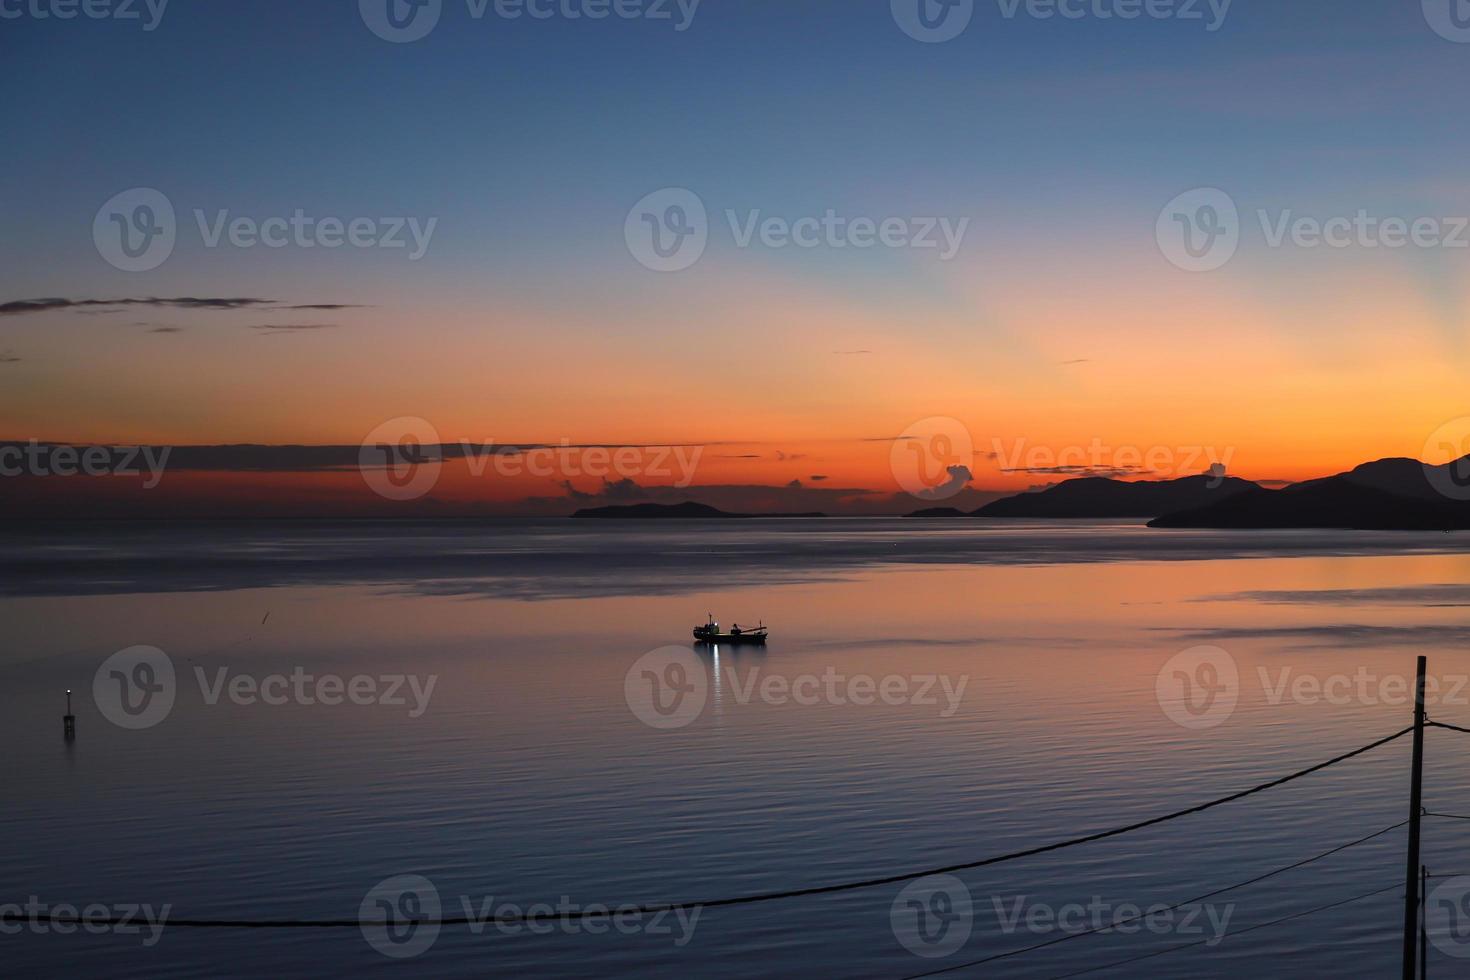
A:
<box><xmin>0</xmin><ymin>726</ymin><xmax>1412</xmax><ymax>930</ymax></box>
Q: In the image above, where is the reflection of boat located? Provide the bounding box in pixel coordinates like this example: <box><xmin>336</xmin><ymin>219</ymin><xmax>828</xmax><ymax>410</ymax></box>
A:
<box><xmin>693</xmin><ymin>614</ymin><xmax>768</xmax><ymax>644</ymax></box>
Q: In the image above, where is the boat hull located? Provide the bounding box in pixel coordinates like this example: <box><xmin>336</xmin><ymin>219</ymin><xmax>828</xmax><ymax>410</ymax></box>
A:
<box><xmin>692</xmin><ymin>629</ymin><xmax>767</xmax><ymax>645</ymax></box>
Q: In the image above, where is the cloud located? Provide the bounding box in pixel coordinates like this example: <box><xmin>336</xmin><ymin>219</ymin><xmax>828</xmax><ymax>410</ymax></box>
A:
<box><xmin>0</xmin><ymin>442</ymin><xmax>363</xmax><ymax>473</ymax></box>
<box><xmin>0</xmin><ymin>297</ymin><xmax>364</xmax><ymax>317</ymax></box>
<box><xmin>1000</xmin><ymin>461</ymin><xmax>1229</xmax><ymax>480</ymax></box>
<box><xmin>1156</xmin><ymin>624</ymin><xmax>1470</xmax><ymax>649</ymax></box>
<box><xmin>1001</xmin><ymin>464</ymin><xmax>1146</xmax><ymax>477</ymax></box>
<box><xmin>1060</xmin><ymin>358</ymin><xmax>1091</xmax><ymax>365</ymax></box>
<box><xmin>246</xmin><ymin>324</ymin><xmax>338</xmax><ymax>334</ymax></box>
<box><xmin>148</xmin><ymin>327</ymin><xmax>186</xmax><ymax>334</ymax></box>
<box><xmin>1</xmin><ymin>297</ymin><xmax>272</xmax><ymax>316</ymax></box>
<box><xmin>833</xmin><ymin>349</ymin><xmax>872</xmax><ymax>355</ymax></box>
<box><xmin>914</xmin><ymin>464</ymin><xmax>973</xmax><ymax>501</ymax></box>
<box><xmin>0</xmin><ymin>442</ymin><xmax>698</xmax><ymax>473</ymax></box>
<box><xmin>810</xmin><ymin>474</ymin><xmax>827</xmax><ymax>481</ymax></box>
<box><xmin>557</xmin><ymin>477</ymin><xmax>646</xmax><ymax>503</ymax></box>
<box><xmin>0</xmin><ymin>351</ymin><xmax>19</xmax><ymax>364</ymax></box>
<box><xmin>1192</xmin><ymin>585</ymin><xmax>1470</xmax><ymax>608</ymax></box>
<box><xmin>527</xmin><ymin>476</ymin><xmax>881</xmax><ymax>515</ymax></box>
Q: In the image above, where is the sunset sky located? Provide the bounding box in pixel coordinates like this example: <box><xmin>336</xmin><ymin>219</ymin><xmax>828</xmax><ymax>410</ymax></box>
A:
<box><xmin>3</xmin><ymin>0</ymin><xmax>1469</xmax><ymax>514</ymax></box>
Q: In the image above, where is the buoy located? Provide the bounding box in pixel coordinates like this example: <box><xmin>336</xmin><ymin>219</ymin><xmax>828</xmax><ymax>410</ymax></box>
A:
<box><xmin>63</xmin><ymin>689</ymin><xmax>75</xmax><ymax>741</ymax></box>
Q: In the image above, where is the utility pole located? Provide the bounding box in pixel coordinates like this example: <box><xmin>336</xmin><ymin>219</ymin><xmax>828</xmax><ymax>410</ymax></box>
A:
<box><xmin>1403</xmin><ymin>655</ymin><xmax>1427</xmax><ymax>980</ymax></box>
<box><xmin>1420</xmin><ymin>865</ymin><xmax>1428</xmax><ymax>980</ymax></box>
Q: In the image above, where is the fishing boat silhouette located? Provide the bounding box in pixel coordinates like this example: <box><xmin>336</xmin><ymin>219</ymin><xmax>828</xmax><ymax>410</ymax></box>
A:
<box><xmin>692</xmin><ymin>613</ymin><xmax>768</xmax><ymax>645</ymax></box>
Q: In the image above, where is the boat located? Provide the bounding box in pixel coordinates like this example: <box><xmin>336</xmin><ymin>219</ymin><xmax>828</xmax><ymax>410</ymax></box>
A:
<box><xmin>693</xmin><ymin>614</ymin><xmax>768</xmax><ymax>644</ymax></box>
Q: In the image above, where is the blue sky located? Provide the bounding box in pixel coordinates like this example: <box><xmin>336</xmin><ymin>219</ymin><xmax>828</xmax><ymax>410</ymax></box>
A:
<box><xmin>2</xmin><ymin>0</ymin><xmax>1469</xmax><ymax>488</ymax></box>
<box><xmin>6</xmin><ymin>0</ymin><xmax>1466</xmax><ymax>297</ymax></box>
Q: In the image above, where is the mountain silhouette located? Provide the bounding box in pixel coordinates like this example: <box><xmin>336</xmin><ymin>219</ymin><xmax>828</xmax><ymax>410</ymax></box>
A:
<box><xmin>1149</xmin><ymin>456</ymin><xmax>1470</xmax><ymax>529</ymax></box>
<box><xmin>1292</xmin><ymin>456</ymin><xmax>1447</xmax><ymax>500</ymax></box>
<box><xmin>949</xmin><ymin>474</ymin><xmax>1260</xmax><ymax>519</ymax></box>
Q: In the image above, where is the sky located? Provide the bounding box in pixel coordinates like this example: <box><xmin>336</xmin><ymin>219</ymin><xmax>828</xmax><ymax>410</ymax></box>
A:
<box><xmin>2</xmin><ymin>0</ymin><xmax>1470</xmax><ymax>515</ymax></box>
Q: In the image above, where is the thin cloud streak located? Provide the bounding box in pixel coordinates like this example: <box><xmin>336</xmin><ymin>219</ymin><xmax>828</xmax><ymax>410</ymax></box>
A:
<box><xmin>246</xmin><ymin>324</ymin><xmax>339</xmax><ymax>334</ymax></box>
<box><xmin>0</xmin><ymin>297</ymin><xmax>367</xmax><ymax>317</ymax></box>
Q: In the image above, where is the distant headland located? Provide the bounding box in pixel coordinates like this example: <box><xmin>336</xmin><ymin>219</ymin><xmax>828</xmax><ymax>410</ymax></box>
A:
<box><xmin>907</xmin><ymin>455</ymin><xmax>1470</xmax><ymax>531</ymax></box>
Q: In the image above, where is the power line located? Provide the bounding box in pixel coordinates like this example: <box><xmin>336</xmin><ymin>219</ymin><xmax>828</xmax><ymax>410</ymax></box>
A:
<box><xmin>898</xmin><ymin>818</ymin><xmax>1408</xmax><ymax>979</ymax></box>
<box><xmin>1429</xmin><ymin>720</ymin><xmax>1470</xmax><ymax>736</ymax></box>
<box><xmin>2</xmin><ymin>727</ymin><xmax>1412</xmax><ymax>930</ymax></box>
<box><xmin>1042</xmin><ymin>881</ymin><xmax>1402</xmax><ymax>980</ymax></box>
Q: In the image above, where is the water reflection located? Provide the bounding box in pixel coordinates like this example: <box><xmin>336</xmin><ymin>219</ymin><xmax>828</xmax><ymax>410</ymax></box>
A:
<box><xmin>3</xmin><ymin>518</ymin><xmax>1468</xmax><ymax>599</ymax></box>
<box><xmin>3</xmin><ymin>527</ymin><xmax>1470</xmax><ymax>978</ymax></box>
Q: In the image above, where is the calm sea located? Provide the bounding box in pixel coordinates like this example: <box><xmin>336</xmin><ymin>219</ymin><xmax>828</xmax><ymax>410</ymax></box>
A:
<box><xmin>4</xmin><ymin>519</ymin><xmax>1470</xmax><ymax>978</ymax></box>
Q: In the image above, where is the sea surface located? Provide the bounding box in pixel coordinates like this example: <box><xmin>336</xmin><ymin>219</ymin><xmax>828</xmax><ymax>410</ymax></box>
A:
<box><xmin>5</xmin><ymin>519</ymin><xmax>1470</xmax><ymax>978</ymax></box>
